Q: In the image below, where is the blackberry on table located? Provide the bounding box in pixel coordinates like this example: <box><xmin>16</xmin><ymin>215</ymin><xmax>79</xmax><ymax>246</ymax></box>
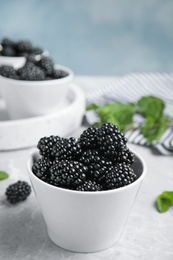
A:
<box><xmin>5</xmin><ymin>181</ymin><xmax>31</xmax><ymax>204</ymax></box>
<box><xmin>32</xmin><ymin>157</ymin><xmax>53</xmax><ymax>182</ymax></box>
<box><xmin>0</xmin><ymin>65</ymin><xmax>19</xmax><ymax>79</ymax></box>
<box><xmin>76</xmin><ymin>180</ymin><xmax>103</xmax><ymax>191</ymax></box>
<box><xmin>105</xmin><ymin>163</ymin><xmax>137</xmax><ymax>190</ymax></box>
<box><xmin>49</xmin><ymin>160</ymin><xmax>88</xmax><ymax>188</ymax></box>
<box><xmin>37</xmin><ymin>135</ymin><xmax>62</xmax><ymax>159</ymax></box>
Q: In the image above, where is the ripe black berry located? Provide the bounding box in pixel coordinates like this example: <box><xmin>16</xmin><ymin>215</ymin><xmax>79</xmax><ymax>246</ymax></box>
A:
<box><xmin>105</xmin><ymin>163</ymin><xmax>137</xmax><ymax>190</ymax></box>
<box><xmin>51</xmin><ymin>137</ymin><xmax>82</xmax><ymax>160</ymax></box>
<box><xmin>97</xmin><ymin>123</ymin><xmax>127</xmax><ymax>158</ymax></box>
<box><xmin>37</xmin><ymin>56</ymin><xmax>54</xmax><ymax>75</ymax></box>
<box><xmin>5</xmin><ymin>181</ymin><xmax>31</xmax><ymax>204</ymax></box>
<box><xmin>76</xmin><ymin>180</ymin><xmax>103</xmax><ymax>191</ymax></box>
<box><xmin>0</xmin><ymin>65</ymin><xmax>19</xmax><ymax>79</ymax></box>
<box><xmin>49</xmin><ymin>160</ymin><xmax>88</xmax><ymax>188</ymax></box>
<box><xmin>78</xmin><ymin>126</ymin><xmax>99</xmax><ymax>149</ymax></box>
<box><xmin>32</xmin><ymin>157</ymin><xmax>53</xmax><ymax>182</ymax></box>
<box><xmin>37</xmin><ymin>135</ymin><xmax>62</xmax><ymax>159</ymax></box>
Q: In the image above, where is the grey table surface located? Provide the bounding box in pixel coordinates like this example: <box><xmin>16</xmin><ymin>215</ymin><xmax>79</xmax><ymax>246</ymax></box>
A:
<box><xmin>0</xmin><ymin>77</ymin><xmax>173</xmax><ymax>260</ymax></box>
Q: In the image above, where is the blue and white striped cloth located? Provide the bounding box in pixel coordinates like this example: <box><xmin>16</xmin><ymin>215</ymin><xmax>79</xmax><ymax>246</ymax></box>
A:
<box><xmin>86</xmin><ymin>73</ymin><xmax>173</xmax><ymax>156</ymax></box>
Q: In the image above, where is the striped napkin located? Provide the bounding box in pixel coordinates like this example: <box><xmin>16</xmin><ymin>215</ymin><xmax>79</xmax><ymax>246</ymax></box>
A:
<box><xmin>85</xmin><ymin>73</ymin><xmax>173</xmax><ymax>156</ymax></box>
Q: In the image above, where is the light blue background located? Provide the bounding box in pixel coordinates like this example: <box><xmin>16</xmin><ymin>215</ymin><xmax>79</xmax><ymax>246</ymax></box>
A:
<box><xmin>0</xmin><ymin>0</ymin><xmax>173</xmax><ymax>75</ymax></box>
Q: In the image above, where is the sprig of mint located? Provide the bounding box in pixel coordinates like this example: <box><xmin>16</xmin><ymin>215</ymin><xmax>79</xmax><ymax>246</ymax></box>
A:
<box><xmin>0</xmin><ymin>171</ymin><xmax>9</xmax><ymax>181</ymax></box>
<box><xmin>156</xmin><ymin>191</ymin><xmax>173</xmax><ymax>213</ymax></box>
<box><xmin>87</xmin><ymin>95</ymin><xmax>172</xmax><ymax>144</ymax></box>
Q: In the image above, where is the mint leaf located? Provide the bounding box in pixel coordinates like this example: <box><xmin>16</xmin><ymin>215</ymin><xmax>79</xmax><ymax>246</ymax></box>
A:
<box><xmin>87</xmin><ymin>102</ymin><xmax>135</xmax><ymax>132</ymax></box>
<box><xmin>156</xmin><ymin>191</ymin><xmax>173</xmax><ymax>213</ymax></box>
<box><xmin>0</xmin><ymin>171</ymin><xmax>9</xmax><ymax>181</ymax></box>
<box><xmin>137</xmin><ymin>96</ymin><xmax>165</xmax><ymax>120</ymax></box>
<box><xmin>141</xmin><ymin>115</ymin><xmax>169</xmax><ymax>144</ymax></box>
<box><xmin>137</xmin><ymin>96</ymin><xmax>169</xmax><ymax>144</ymax></box>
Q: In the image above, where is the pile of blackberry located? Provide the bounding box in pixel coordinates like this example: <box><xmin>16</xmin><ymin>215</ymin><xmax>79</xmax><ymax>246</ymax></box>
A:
<box><xmin>0</xmin><ymin>56</ymin><xmax>69</xmax><ymax>81</ymax></box>
<box><xmin>0</xmin><ymin>37</ymin><xmax>43</xmax><ymax>57</ymax></box>
<box><xmin>32</xmin><ymin>123</ymin><xmax>137</xmax><ymax>191</ymax></box>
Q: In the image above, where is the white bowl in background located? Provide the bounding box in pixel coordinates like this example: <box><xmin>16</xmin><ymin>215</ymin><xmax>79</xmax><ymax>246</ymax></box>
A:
<box><xmin>27</xmin><ymin>151</ymin><xmax>146</xmax><ymax>253</ymax></box>
<box><xmin>0</xmin><ymin>65</ymin><xmax>74</xmax><ymax>119</ymax></box>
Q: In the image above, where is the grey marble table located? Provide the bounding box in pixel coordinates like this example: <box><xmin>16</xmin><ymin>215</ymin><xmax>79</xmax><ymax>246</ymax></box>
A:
<box><xmin>0</xmin><ymin>77</ymin><xmax>173</xmax><ymax>260</ymax></box>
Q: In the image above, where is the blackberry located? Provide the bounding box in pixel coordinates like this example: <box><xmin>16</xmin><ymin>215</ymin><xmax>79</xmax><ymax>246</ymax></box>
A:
<box><xmin>49</xmin><ymin>160</ymin><xmax>88</xmax><ymax>188</ymax></box>
<box><xmin>88</xmin><ymin>162</ymin><xmax>112</xmax><ymax>184</ymax></box>
<box><xmin>32</xmin><ymin>157</ymin><xmax>53</xmax><ymax>182</ymax></box>
<box><xmin>78</xmin><ymin>149</ymin><xmax>101</xmax><ymax>165</ymax></box>
<box><xmin>17</xmin><ymin>40</ymin><xmax>33</xmax><ymax>53</ymax></box>
<box><xmin>97</xmin><ymin>123</ymin><xmax>127</xmax><ymax>157</ymax></box>
<box><xmin>1</xmin><ymin>38</ymin><xmax>16</xmax><ymax>48</ymax></box>
<box><xmin>78</xmin><ymin>126</ymin><xmax>99</xmax><ymax>149</ymax></box>
<box><xmin>105</xmin><ymin>163</ymin><xmax>137</xmax><ymax>190</ymax></box>
<box><xmin>111</xmin><ymin>146</ymin><xmax>135</xmax><ymax>165</ymax></box>
<box><xmin>30</xmin><ymin>47</ymin><xmax>43</xmax><ymax>55</ymax></box>
<box><xmin>51</xmin><ymin>137</ymin><xmax>82</xmax><ymax>160</ymax></box>
<box><xmin>5</xmin><ymin>181</ymin><xmax>31</xmax><ymax>204</ymax></box>
<box><xmin>17</xmin><ymin>62</ymin><xmax>46</xmax><ymax>80</ymax></box>
<box><xmin>37</xmin><ymin>56</ymin><xmax>54</xmax><ymax>75</ymax></box>
<box><xmin>1</xmin><ymin>45</ymin><xmax>16</xmax><ymax>57</ymax></box>
<box><xmin>0</xmin><ymin>65</ymin><xmax>19</xmax><ymax>79</ymax></box>
<box><xmin>52</xmin><ymin>69</ymin><xmax>69</xmax><ymax>79</ymax></box>
<box><xmin>76</xmin><ymin>180</ymin><xmax>103</xmax><ymax>191</ymax></box>
<box><xmin>37</xmin><ymin>135</ymin><xmax>62</xmax><ymax>158</ymax></box>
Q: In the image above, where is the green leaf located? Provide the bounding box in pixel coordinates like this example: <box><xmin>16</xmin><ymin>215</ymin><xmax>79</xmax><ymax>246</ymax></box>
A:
<box><xmin>0</xmin><ymin>171</ymin><xmax>9</xmax><ymax>181</ymax></box>
<box><xmin>156</xmin><ymin>191</ymin><xmax>173</xmax><ymax>213</ymax></box>
<box><xmin>89</xmin><ymin>102</ymin><xmax>135</xmax><ymax>132</ymax></box>
<box><xmin>86</xmin><ymin>103</ymin><xmax>101</xmax><ymax>111</ymax></box>
<box><xmin>137</xmin><ymin>96</ymin><xmax>165</xmax><ymax>120</ymax></box>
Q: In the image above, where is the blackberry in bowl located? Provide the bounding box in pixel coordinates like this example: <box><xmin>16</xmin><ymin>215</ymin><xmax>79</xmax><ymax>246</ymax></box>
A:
<box><xmin>27</xmin><ymin>123</ymin><xmax>146</xmax><ymax>252</ymax></box>
<box><xmin>0</xmin><ymin>37</ymin><xmax>46</xmax><ymax>69</ymax></box>
<box><xmin>0</xmin><ymin>56</ymin><xmax>74</xmax><ymax>119</ymax></box>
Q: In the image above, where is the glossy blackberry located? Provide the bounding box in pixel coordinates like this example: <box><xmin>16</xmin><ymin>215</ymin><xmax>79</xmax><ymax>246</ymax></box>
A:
<box><xmin>52</xmin><ymin>69</ymin><xmax>69</xmax><ymax>79</ymax></box>
<box><xmin>105</xmin><ymin>163</ymin><xmax>137</xmax><ymax>190</ymax></box>
<box><xmin>32</xmin><ymin>157</ymin><xmax>53</xmax><ymax>182</ymax></box>
<box><xmin>78</xmin><ymin>126</ymin><xmax>99</xmax><ymax>149</ymax></box>
<box><xmin>51</xmin><ymin>137</ymin><xmax>82</xmax><ymax>161</ymax></box>
<box><xmin>5</xmin><ymin>181</ymin><xmax>31</xmax><ymax>204</ymax></box>
<box><xmin>76</xmin><ymin>180</ymin><xmax>103</xmax><ymax>191</ymax></box>
<box><xmin>97</xmin><ymin>123</ymin><xmax>127</xmax><ymax>157</ymax></box>
<box><xmin>30</xmin><ymin>47</ymin><xmax>43</xmax><ymax>55</ymax></box>
<box><xmin>17</xmin><ymin>62</ymin><xmax>46</xmax><ymax>80</ymax></box>
<box><xmin>111</xmin><ymin>147</ymin><xmax>135</xmax><ymax>165</ymax></box>
<box><xmin>37</xmin><ymin>56</ymin><xmax>54</xmax><ymax>75</ymax></box>
<box><xmin>0</xmin><ymin>65</ymin><xmax>19</xmax><ymax>79</ymax></box>
<box><xmin>49</xmin><ymin>160</ymin><xmax>88</xmax><ymax>188</ymax></box>
<box><xmin>88</xmin><ymin>163</ymin><xmax>112</xmax><ymax>184</ymax></box>
<box><xmin>37</xmin><ymin>135</ymin><xmax>62</xmax><ymax>158</ymax></box>
<box><xmin>17</xmin><ymin>40</ymin><xmax>33</xmax><ymax>53</ymax></box>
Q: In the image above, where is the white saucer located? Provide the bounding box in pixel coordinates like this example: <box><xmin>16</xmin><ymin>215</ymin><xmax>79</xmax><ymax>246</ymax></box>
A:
<box><xmin>0</xmin><ymin>84</ymin><xmax>86</xmax><ymax>150</ymax></box>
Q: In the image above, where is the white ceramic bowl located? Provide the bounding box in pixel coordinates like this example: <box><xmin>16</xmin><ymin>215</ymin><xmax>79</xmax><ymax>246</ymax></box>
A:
<box><xmin>27</xmin><ymin>150</ymin><xmax>146</xmax><ymax>253</ymax></box>
<box><xmin>0</xmin><ymin>55</ymin><xmax>26</xmax><ymax>69</ymax></box>
<box><xmin>0</xmin><ymin>65</ymin><xmax>74</xmax><ymax>119</ymax></box>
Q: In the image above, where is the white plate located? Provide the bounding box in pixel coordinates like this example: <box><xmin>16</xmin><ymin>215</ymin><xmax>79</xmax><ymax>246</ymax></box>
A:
<box><xmin>0</xmin><ymin>84</ymin><xmax>85</xmax><ymax>151</ymax></box>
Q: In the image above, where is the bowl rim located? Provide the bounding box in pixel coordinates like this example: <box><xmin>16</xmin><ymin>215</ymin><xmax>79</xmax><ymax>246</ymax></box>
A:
<box><xmin>27</xmin><ymin>149</ymin><xmax>147</xmax><ymax>196</ymax></box>
<box><xmin>0</xmin><ymin>64</ymin><xmax>74</xmax><ymax>84</ymax></box>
